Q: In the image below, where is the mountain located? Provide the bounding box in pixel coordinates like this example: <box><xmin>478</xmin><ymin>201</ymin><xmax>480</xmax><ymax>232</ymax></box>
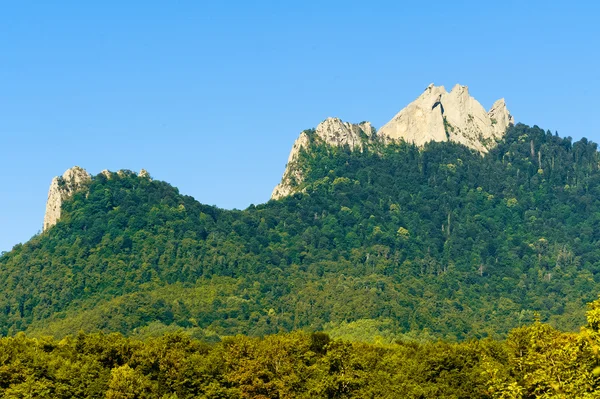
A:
<box><xmin>43</xmin><ymin>166</ymin><xmax>91</xmax><ymax>231</ymax></box>
<box><xmin>2</xmin><ymin>86</ymin><xmax>600</xmax><ymax>343</ymax></box>
<box><xmin>378</xmin><ymin>84</ymin><xmax>513</xmax><ymax>152</ymax></box>
<box><xmin>272</xmin><ymin>83</ymin><xmax>513</xmax><ymax>199</ymax></box>
<box><xmin>271</xmin><ymin>118</ymin><xmax>375</xmax><ymax>200</ymax></box>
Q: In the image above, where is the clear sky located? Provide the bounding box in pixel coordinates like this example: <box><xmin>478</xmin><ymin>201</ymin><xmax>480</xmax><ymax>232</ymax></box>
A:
<box><xmin>1</xmin><ymin>1</ymin><xmax>599</xmax><ymax>252</ymax></box>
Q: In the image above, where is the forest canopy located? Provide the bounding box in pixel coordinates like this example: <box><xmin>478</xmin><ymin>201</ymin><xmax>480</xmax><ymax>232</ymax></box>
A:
<box><xmin>1</xmin><ymin>124</ymin><xmax>600</xmax><ymax>342</ymax></box>
<box><xmin>2</xmin><ymin>299</ymin><xmax>600</xmax><ymax>398</ymax></box>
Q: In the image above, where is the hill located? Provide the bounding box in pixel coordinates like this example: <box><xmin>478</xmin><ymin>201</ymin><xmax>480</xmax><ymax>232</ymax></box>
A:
<box><xmin>2</xmin><ymin>121</ymin><xmax>600</xmax><ymax>340</ymax></box>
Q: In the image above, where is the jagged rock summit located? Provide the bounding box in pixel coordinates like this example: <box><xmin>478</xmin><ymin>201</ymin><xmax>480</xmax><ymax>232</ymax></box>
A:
<box><xmin>271</xmin><ymin>118</ymin><xmax>374</xmax><ymax>199</ymax></box>
<box><xmin>43</xmin><ymin>166</ymin><xmax>92</xmax><ymax>231</ymax></box>
<box><xmin>272</xmin><ymin>84</ymin><xmax>514</xmax><ymax>200</ymax></box>
<box><xmin>43</xmin><ymin>167</ymin><xmax>151</xmax><ymax>231</ymax></box>
<box><xmin>378</xmin><ymin>84</ymin><xmax>514</xmax><ymax>153</ymax></box>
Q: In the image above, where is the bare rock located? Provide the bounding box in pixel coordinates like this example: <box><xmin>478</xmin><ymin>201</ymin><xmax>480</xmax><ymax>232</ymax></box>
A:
<box><xmin>488</xmin><ymin>98</ymin><xmax>515</xmax><ymax>138</ymax></box>
<box><xmin>271</xmin><ymin>132</ymin><xmax>311</xmax><ymax>200</ymax></box>
<box><xmin>43</xmin><ymin>166</ymin><xmax>91</xmax><ymax>231</ymax></box>
<box><xmin>271</xmin><ymin>118</ymin><xmax>373</xmax><ymax>200</ymax></box>
<box><xmin>378</xmin><ymin>84</ymin><xmax>514</xmax><ymax>153</ymax></box>
<box><xmin>272</xmin><ymin>84</ymin><xmax>513</xmax><ymax>200</ymax></box>
<box><xmin>378</xmin><ymin>84</ymin><xmax>448</xmax><ymax>147</ymax></box>
<box><xmin>314</xmin><ymin>117</ymin><xmax>374</xmax><ymax>150</ymax></box>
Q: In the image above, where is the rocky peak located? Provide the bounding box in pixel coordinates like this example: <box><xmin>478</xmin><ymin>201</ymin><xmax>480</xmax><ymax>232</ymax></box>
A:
<box><xmin>43</xmin><ymin>166</ymin><xmax>92</xmax><ymax>231</ymax></box>
<box><xmin>377</xmin><ymin>84</ymin><xmax>449</xmax><ymax>147</ymax></box>
<box><xmin>271</xmin><ymin>118</ymin><xmax>373</xmax><ymax>200</ymax></box>
<box><xmin>315</xmin><ymin>117</ymin><xmax>374</xmax><ymax>150</ymax></box>
<box><xmin>378</xmin><ymin>83</ymin><xmax>514</xmax><ymax>153</ymax></box>
<box><xmin>271</xmin><ymin>84</ymin><xmax>514</xmax><ymax>200</ymax></box>
<box><xmin>139</xmin><ymin>169</ymin><xmax>151</xmax><ymax>179</ymax></box>
<box><xmin>488</xmin><ymin>98</ymin><xmax>515</xmax><ymax>138</ymax></box>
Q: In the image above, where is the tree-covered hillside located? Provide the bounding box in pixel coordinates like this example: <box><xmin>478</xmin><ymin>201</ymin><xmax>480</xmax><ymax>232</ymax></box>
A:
<box><xmin>2</xmin><ymin>123</ymin><xmax>600</xmax><ymax>340</ymax></box>
<box><xmin>3</xmin><ymin>300</ymin><xmax>600</xmax><ymax>398</ymax></box>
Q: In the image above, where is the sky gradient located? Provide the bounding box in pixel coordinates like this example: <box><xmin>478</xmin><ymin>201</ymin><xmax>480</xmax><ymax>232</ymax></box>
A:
<box><xmin>2</xmin><ymin>1</ymin><xmax>600</xmax><ymax>252</ymax></box>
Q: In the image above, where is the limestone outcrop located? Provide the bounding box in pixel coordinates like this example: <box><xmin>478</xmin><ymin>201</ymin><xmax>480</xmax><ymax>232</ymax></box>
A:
<box><xmin>378</xmin><ymin>84</ymin><xmax>449</xmax><ymax>147</ymax></box>
<box><xmin>272</xmin><ymin>84</ymin><xmax>514</xmax><ymax>200</ymax></box>
<box><xmin>312</xmin><ymin>117</ymin><xmax>374</xmax><ymax>150</ymax></box>
<box><xmin>43</xmin><ymin>166</ymin><xmax>92</xmax><ymax>231</ymax></box>
<box><xmin>488</xmin><ymin>98</ymin><xmax>514</xmax><ymax>138</ymax></box>
<box><xmin>271</xmin><ymin>132</ymin><xmax>311</xmax><ymax>200</ymax></box>
<box><xmin>139</xmin><ymin>169</ymin><xmax>151</xmax><ymax>179</ymax></box>
<box><xmin>42</xmin><ymin>167</ymin><xmax>152</xmax><ymax>230</ymax></box>
<box><xmin>271</xmin><ymin>118</ymin><xmax>374</xmax><ymax>200</ymax></box>
<box><xmin>378</xmin><ymin>84</ymin><xmax>514</xmax><ymax>153</ymax></box>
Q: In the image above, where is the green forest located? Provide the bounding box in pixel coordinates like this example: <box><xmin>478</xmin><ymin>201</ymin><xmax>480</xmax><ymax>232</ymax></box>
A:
<box><xmin>4</xmin><ymin>122</ymin><xmax>600</xmax><ymax>396</ymax></box>
<box><xmin>2</xmin><ymin>302</ymin><xmax>600</xmax><ymax>398</ymax></box>
<box><xmin>2</xmin><ymin>124</ymin><xmax>600</xmax><ymax>342</ymax></box>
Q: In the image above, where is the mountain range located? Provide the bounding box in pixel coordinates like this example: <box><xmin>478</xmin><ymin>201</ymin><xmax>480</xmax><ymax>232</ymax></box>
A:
<box><xmin>2</xmin><ymin>84</ymin><xmax>599</xmax><ymax>343</ymax></box>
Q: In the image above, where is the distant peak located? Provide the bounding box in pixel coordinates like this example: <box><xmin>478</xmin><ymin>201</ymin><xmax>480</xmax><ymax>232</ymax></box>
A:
<box><xmin>271</xmin><ymin>117</ymin><xmax>373</xmax><ymax>200</ymax></box>
<box><xmin>425</xmin><ymin>83</ymin><xmax>446</xmax><ymax>92</ymax></box>
<box><xmin>43</xmin><ymin>166</ymin><xmax>92</xmax><ymax>231</ymax></box>
<box><xmin>378</xmin><ymin>83</ymin><xmax>513</xmax><ymax>153</ymax></box>
<box><xmin>272</xmin><ymin>84</ymin><xmax>514</xmax><ymax>200</ymax></box>
<box><xmin>43</xmin><ymin>167</ymin><xmax>153</xmax><ymax>231</ymax></box>
<box><xmin>314</xmin><ymin>117</ymin><xmax>374</xmax><ymax>149</ymax></box>
<box><xmin>422</xmin><ymin>84</ymin><xmax>446</xmax><ymax>95</ymax></box>
<box><xmin>491</xmin><ymin>98</ymin><xmax>507</xmax><ymax>107</ymax></box>
<box><xmin>100</xmin><ymin>168</ymin><xmax>152</xmax><ymax>179</ymax></box>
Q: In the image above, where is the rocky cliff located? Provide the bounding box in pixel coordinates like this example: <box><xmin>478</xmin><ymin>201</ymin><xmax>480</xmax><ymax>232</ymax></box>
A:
<box><xmin>43</xmin><ymin>166</ymin><xmax>92</xmax><ymax>231</ymax></box>
<box><xmin>43</xmin><ymin>168</ymin><xmax>151</xmax><ymax>231</ymax></box>
<box><xmin>272</xmin><ymin>84</ymin><xmax>514</xmax><ymax>200</ymax></box>
<box><xmin>271</xmin><ymin>118</ymin><xmax>374</xmax><ymax>200</ymax></box>
<box><xmin>378</xmin><ymin>84</ymin><xmax>514</xmax><ymax>153</ymax></box>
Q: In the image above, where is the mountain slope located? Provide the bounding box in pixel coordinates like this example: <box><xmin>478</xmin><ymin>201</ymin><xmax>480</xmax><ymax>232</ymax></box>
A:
<box><xmin>273</xmin><ymin>83</ymin><xmax>513</xmax><ymax>199</ymax></box>
<box><xmin>2</xmin><ymin>123</ymin><xmax>600</xmax><ymax>340</ymax></box>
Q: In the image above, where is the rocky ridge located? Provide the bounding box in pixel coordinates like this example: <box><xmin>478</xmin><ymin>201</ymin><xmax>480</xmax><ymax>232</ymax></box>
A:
<box><xmin>272</xmin><ymin>84</ymin><xmax>514</xmax><ymax>200</ymax></box>
<box><xmin>43</xmin><ymin>166</ymin><xmax>92</xmax><ymax>231</ymax></box>
<box><xmin>378</xmin><ymin>84</ymin><xmax>514</xmax><ymax>153</ymax></box>
<box><xmin>271</xmin><ymin>118</ymin><xmax>374</xmax><ymax>199</ymax></box>
<box><xmin>43</xmin><ymin>167</ymin><xmax>151</xmax><ymax>231</ymax></box>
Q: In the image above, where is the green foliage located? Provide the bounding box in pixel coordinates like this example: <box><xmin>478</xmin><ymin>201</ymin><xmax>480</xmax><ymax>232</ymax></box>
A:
<box><xmin>3</xmin><ymin>123</ymin><xmax>600</xmax><ymax>396</ymax></box>
<box><xmin>2</xmin><ymin>124</ymin><xmax>600</xmax><ymax>341</ymax></box>
<box><xmin>0</xmin><ymin>330</ymin><xmax>505</xmax><ymax>398</ymax></box>
<box><xmin>3</xmin><ymin>299</ymin><xmax>600</xmax><ymax>398</ymax></box>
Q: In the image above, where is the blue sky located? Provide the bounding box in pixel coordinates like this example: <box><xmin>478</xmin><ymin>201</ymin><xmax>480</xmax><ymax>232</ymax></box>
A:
<box><xmin>1</xmin><ymin>1</ymin><xmax>599</xmax><ymax>252</ymax></box>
